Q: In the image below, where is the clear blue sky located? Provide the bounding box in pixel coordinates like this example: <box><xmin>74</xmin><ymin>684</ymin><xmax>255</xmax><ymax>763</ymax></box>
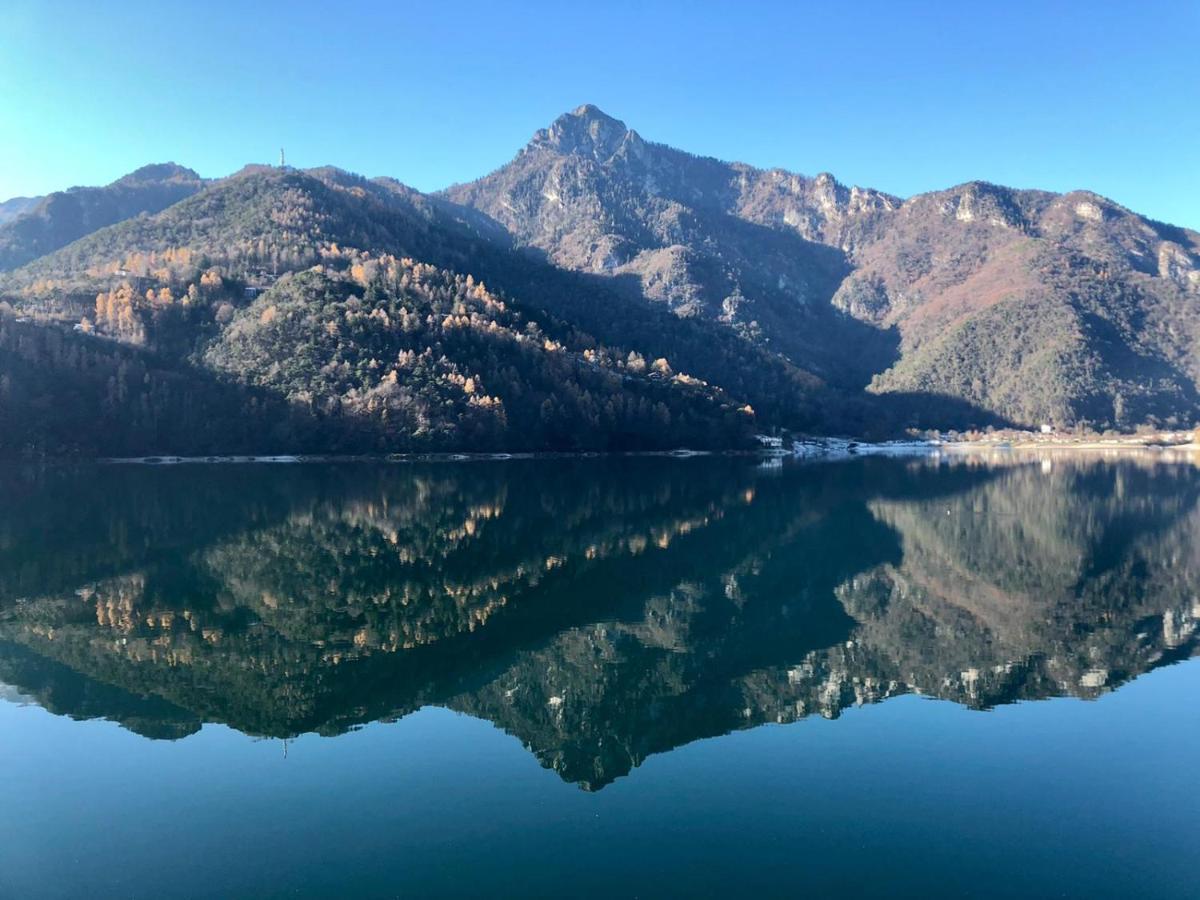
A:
<box><xmin>1</xmin><ymin>0</ymin><xmax>1196</xmax><ymax>228</ymax></box>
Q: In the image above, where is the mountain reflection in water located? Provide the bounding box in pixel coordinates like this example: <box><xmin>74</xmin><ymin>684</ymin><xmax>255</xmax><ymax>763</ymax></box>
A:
<box><xmin>1</xmin><ymin>455</ymin><xmax>1197</xmax><ymax>790</ymax></box>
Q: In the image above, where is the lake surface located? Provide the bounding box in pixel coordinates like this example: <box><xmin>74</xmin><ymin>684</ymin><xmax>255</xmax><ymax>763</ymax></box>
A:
<box><xmin>1</xmin><ymin>455</ymin><xmax>1198</xmax><ymax>898</ymax></box>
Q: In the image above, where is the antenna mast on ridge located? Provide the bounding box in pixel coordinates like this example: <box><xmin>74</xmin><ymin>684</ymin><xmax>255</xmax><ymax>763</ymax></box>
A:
<box><xmin>279</xmin><ymin>148</ymin><xmax>286</xmax><ymax>168</ymax></box>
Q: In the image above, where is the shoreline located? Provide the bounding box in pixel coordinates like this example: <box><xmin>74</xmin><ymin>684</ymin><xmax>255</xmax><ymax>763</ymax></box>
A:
<box><xmin>79</xmin><ymin>435</ymin><xmax>1199</xmax><ymax>465</ymax></box>
<box><xmin>8</xmin><ymin>431</ymin><xmax>1195</xmax><ymax>468</ymax></box>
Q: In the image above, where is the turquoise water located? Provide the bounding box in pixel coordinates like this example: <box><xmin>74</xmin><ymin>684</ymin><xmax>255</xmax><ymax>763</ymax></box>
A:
<box><xmin>0</xmin><ymin>456</ymin><xmax>1197</xmax><ymax>898</ymax></box>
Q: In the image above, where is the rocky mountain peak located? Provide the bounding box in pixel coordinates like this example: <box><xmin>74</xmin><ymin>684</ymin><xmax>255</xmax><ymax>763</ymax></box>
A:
<box><xmin>527</xmin><ymin>104</ymin><xmax>641</xmax><ymax>162</ymax></box>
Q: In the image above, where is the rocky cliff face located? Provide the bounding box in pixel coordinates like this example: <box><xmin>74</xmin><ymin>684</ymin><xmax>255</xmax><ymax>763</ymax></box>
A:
<box><xmin>445</xmin><ymin>107</ymin><xmax>884</xmax><ymax>386</ymax></box>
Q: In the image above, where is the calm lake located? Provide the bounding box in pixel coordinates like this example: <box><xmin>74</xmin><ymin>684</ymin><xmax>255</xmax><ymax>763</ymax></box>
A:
<box><xmin>1</xmin><ymin>455</ymin><xmax>1197</xmax><ymax>898</ymax></box>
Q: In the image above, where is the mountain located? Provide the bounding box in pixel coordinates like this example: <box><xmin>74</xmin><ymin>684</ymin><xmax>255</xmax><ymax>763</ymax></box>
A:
<box><xmin>0</xmin><ymin>196</ymin><xmax>40</xmax><ymax>226</ymax></box>
<box><xmin>444</xmin><ymin>106</ymin><xmax>891</xmax><ymax>389</ymax></box>
<box><xmin>0</xmin><ymin>166</ymin><xmax>829</xmax><ymax>454</ymax></box>
<box><xmin>446</xmin><ymin>105</ymin><xmax>1200</xmax><ymax>429</ymax></box>
<box><xmin>0</xmin><ymin>163</ymin><xmax>203</xmax><ymax>272</ymax></box>
<box><xmin>831</xmin><ymin>182</ymin><xmax>1200</xmax><ymax>427</ymax></box>
<box><xmin>0</xmin><ymin>106</ymin><xmax>1197</xmax><ymax>454</ymax></box>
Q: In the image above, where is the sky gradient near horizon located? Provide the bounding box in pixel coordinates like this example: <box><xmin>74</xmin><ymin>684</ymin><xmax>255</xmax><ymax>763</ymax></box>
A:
<box><xmin>1</xmin><ymin>0</ymin><xmax>1196</xmax><ymax>228</ymax></box>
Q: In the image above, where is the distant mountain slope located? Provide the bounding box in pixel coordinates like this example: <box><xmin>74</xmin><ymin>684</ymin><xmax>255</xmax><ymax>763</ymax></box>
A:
<box><xmin>448</xmin><ymin>105</ymin><xmax>1200</xmax><ymax>429</ymax></box>
<box><xmin>0</xmin><ymin>196</ymin><xmax>40</xmax><ymax>226</ymax></box>
<box><xmin>0</xmin><ymin>163</ymin><xmax>203</xmax><ymax>271</ymax></box>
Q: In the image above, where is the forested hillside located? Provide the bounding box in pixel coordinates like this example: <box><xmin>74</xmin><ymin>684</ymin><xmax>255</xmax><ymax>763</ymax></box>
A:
<box><xmin>0</xmin><ymin>167</ymin><xmax>820</xmax><ymax>454</ymax></box>
<box><xmin>206</xmin><ymin>265</ymin><xmax>757</xmax><ymax>451</ymax></box>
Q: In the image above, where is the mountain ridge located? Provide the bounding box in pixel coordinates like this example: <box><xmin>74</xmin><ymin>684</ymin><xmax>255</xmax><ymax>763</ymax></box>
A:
<box><xmin>0</xmin><ymin>105</ymin><xmax>1196</xmax><ymax>454</ymax></box>
<box><xmin>0</xmin><ymin>162</ymin><xmax>204</xmax><ymax>272</ymax></box>
<box><xmin>446</xmin><ymin>104</ymin><xmax>1200</xmax><ymax>429</ymax></box>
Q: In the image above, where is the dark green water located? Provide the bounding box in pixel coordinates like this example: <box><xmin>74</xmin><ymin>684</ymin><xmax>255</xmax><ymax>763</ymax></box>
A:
<box><xmin>1</xmin><ymin>455</ymin><xmax>1198</xmax><ymax>898</ymax></box>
